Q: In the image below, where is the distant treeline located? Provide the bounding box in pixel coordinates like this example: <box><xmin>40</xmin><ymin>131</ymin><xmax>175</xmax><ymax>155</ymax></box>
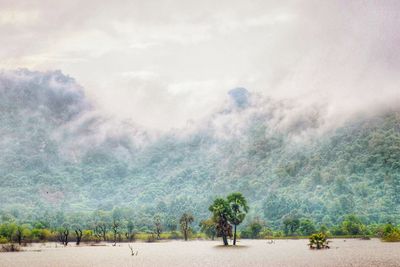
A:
<box><xmin>1</xmin><ymin>212</ymin><xmax>399</xmax><ymax>245</ymax></box>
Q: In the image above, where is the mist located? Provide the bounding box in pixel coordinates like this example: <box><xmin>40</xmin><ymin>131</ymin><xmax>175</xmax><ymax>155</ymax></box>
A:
<box><xmin>0</xmin><ymin>0</ymin><xmax>399</xmax><ymax>131</ymax></box>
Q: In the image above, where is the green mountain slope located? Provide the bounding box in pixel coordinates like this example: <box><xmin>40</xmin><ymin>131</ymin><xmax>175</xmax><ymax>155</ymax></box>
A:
<box><xmin>0</xmin><ymin>70</ymin><xmax>399</xmax><ymax>227</ymax></box>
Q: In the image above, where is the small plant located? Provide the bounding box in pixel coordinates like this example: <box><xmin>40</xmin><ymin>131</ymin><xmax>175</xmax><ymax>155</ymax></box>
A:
<box><xmin>128</xmin><ymin>244</ymin><xmax>138</xmax><ymax>256</ymax></box>
<box><xmin>308</xmin><ymin>233</ymin><xmax>330</xmax><ymax>249</ymax></box>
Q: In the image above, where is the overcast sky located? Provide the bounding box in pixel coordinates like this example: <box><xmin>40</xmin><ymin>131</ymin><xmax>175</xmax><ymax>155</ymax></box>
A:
<box><xmin>1</xmin><ymin>0</ymin><xmax>399</xmax><ymax>130</ymax></box>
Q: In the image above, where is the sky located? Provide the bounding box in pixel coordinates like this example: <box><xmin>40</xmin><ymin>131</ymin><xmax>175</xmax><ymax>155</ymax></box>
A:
<box><xmin>1</xmin><ymin>0</ymin><xmax>399</xmax><ymax>130</ymax></box>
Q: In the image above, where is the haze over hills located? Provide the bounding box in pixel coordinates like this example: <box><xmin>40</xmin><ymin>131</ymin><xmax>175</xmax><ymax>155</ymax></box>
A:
<box><xmin>0</xmin><ymin>69</ymin><xmax>399</xmax><ymax>228</ymax></box>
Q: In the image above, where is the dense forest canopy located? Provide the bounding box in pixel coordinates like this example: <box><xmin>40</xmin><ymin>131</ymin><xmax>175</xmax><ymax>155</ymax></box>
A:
<box><xmin>0</xmin><ymin>69</ymin><xmax>399</xmax><ymax>230</ymax></box>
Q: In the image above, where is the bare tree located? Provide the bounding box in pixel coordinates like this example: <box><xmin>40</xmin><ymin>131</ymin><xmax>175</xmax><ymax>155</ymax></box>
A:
<box><xmin>63</xmin><ymin>228</ymin><xmax>69</xmax><ymax>246</ymax></box>
<box><xmin>112</xmin><ymin>218</ymin><xmax>120</xmax><ymax>246</ymax></box>
<box><xmin>58</xmin><ymin>223</ymin><xmax>70</xmax><ymax>246</ymax></box>
<box><xmin>96</xmin><ymin>223</ymin><xmax>108</xmax><ymax>241</ymax></box>
<box><xmin>154</xmin><ymin>215</ymin><xmax>163</xmax><ymax>240</ymax></box>
<box><xmin>92</xmin><ymin>210</ymin><xmax>110</xmax><ymax>241</ymax></box>
<box><xmin>111</xmin><ymin>208</ymin><xmax>123</xmax><ymax>245</ymax></box>
<box><xmin>71</xmin><ymin>213</ymin><xmax>85</xmax><ymax>245</ymax></box>
<box><xmin>72</xmin><ymin>224</ymin><xmax>83</xmax><ymax>245</ymax></box>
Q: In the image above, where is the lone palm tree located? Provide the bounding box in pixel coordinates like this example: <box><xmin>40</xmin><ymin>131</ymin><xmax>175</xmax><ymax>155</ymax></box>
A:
<box><xmin>209</xmin><ymin>198</ymin><xmax>232</xmax><ymax>246</ymax></box>
<box><xmin>227</xmin><ymin>192</ymin><xmax>249</xmax><ymax>245</ymax></box>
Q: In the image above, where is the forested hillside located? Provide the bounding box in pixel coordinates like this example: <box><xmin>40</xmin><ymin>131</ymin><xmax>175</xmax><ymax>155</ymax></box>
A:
<box><xmin>0</xmin><ymin>69</ymin><xmax>399</xmax><ymax>229</ymax></box>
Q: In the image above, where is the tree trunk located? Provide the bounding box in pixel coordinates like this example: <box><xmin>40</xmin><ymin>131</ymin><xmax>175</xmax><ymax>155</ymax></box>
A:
<box><xmin>222</xmin><ymin>235</ymin><xmax>228</xmax><ymax>246</ymax></box>
<box><xmin>103</xmin><ymin>230</ymin><xmax>106</xmax><ymax>241</ymax></box>
<box><xmin>233</xmin><ymin>224</ymin><xmax>237</xmax><ymax>245</ymax></box>
<box><xmin>17</xmin><ymin>232</ymin><xmax>22</xmax><ymax>245</ymax></box>
<box><xmin>75</xmin><ymin>230</ymin><xmax>82</xmax><ymax>245</ymax></box>
<box><xmin>112</xmin><ymin>228</ymin><xmax>118</xmax><ymax>246</ymax></box>
<box><xmin>64</xmin><ymin>231</ymin><xmax>69</xmax><ymax>246</ymax></box>
<box><xmin>184</xmin><ymin>230</ymin><xmax>188</xmax><ymax>241</ymax></box>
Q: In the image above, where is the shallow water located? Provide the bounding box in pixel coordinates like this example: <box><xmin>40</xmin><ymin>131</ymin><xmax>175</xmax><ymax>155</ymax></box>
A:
<box><xmin>0</xmin><ymin>239</ymin><xmax>399</xmax><ymax>267</ymax></box>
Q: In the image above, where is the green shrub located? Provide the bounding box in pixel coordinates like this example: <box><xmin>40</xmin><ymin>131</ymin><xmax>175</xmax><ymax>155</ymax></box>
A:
<box><xmin>308</xmin><ymin>233</ymin><xmax>330</xmax><ymax>249</ymax></box>
<box><xmin>381</xmin><ymin>224</ymin><xmax>400</xmax><ymax>242</ymax></box>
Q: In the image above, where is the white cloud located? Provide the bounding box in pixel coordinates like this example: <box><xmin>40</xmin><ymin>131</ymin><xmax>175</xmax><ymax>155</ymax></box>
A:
<box><xmin>0</xmin><ymin>8</ymin><xmax>39</xmax><ymax>25</ymax></box>
<box><xmin>0</xmin><ymin>0</ymin><xmax>399</xmax><ymax>131</ymax></box>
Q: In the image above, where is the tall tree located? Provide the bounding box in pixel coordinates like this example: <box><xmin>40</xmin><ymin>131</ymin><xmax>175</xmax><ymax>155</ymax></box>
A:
<box><xmin>179</xmin><ymin>213</ymin><xmax>194</xmax><ymax>241</ymax></box>
<box><xmin>209</xmin><ymin>198</ymin><xmax>232</xmax><ymax>246</ymax></box>
<box><xmin>58</xmin><ymin>223</ymin><xmax>70</xmax><ymax>246</ymax></box>
<box><xmin>227</xmin><ymin>192</ymin><xmax>249</xmax><ymax>245</ymax></box>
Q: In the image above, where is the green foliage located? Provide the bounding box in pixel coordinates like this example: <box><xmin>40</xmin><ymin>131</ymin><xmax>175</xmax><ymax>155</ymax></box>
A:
<box><xmin>0</xmin><ymin>223</ymin><xmax>17</xmax><ymax>242</ymax></box>
<box><xmin>31</xmin><ymin>228</ymin><xmax>52</xmax><ymax>241</ymax></box>
<box><xmin>0</xmin><ymin>218</ymin><xmax>397</xmax><ymax>244</ymax></box>
<box><xmin>332</xmin><ymin>214</ymin><xmax>367</xmax><ymax>236</ymax></box>
<box><xmin>209</xmin><ymin>198</ymin><xmax>232</xmax><ymax>245</ymax></box>
<box><xmin>240</xmin><ymin>218</ymin><xmax>265</xmax><ymax>239</ymax></box>
<box><xmin>0</xmin><ymin>237</ymin><xmax>8</xmax><ymax>244</ymax></box>
<box><xmin>308</xmin><ymin>233</ymin><xmax>330</xmax><ymax>249</ymax></box>
<box><xmin>227</xmin><ymin>192</ymin><xmax>249</xmax><ymax>245</ymax></box>
<box><xmin>0</xmin><ymin>70</ymin><xmax>399</xmax><ymax>231</ymax></box>
<box><xmin>381</xmin><ymin>224</ymin><xmax>400</xmax><ymax>242</ymax></box>
<box><xmin>342</xmin><ymin>215</ymin><xmax>365</xmax><ymax>235</ymax></box>
<box><xmin>282</xmin><ymin>215</ymin><xmax>300</xmax><ymax>236</ymax></box>
<box><xmin>208</xmin><ymin>193</ymin><xmax>249</xmax><ymax>245</ymax></box>
<box><xmin>299</xmin><ymin>219</ymin><xmax>317</xmax><ymax>236</ymax></box>
<box><xmin>199</xmin><ymin>219</ymin><xmax>216</xmax><ymax>240</ymax></box>
<box><xmin>227</xmin><ymin>193</ymin><xmax>249</xmax><ymax>225</ymax></box>
<box><xmin>319</xmin><ymin>225</ymin><xmax>329</xmax><ymax>234</ymax></box>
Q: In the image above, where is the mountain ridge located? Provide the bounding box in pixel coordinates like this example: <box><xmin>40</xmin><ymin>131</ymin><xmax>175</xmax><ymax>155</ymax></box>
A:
<box><xmin>0</xmin><ymin>69</ymin><xmax>399</xmax><ymax>228</ymax></box>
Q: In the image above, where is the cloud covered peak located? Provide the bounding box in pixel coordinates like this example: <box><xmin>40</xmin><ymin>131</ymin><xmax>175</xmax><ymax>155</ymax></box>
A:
<box><xmin>228</xmin><ymin>87</ymin><xmax>250</xmax><ymax>108</ymax></box>
<box><xmin>0</xmin><ymin>69</ymin><xmax>89</xmax><ymax>123</ymax></box>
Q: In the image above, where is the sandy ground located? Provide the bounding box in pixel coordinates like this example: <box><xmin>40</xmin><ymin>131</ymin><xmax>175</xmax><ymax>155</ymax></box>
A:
<box><xmin>0</xmin><ymin>239</ymin><xmax>400</xmax><ymax>267</ymax></box>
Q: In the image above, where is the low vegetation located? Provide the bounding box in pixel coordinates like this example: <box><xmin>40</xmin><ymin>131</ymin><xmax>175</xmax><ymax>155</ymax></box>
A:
<box><xmin>381</xmin><ymin>224</ymin><xmax>400</xmax><ymax>242</ymax></box>
<box><xmin>1</xmin><ymin>195</ymin><xmax>399</xmax><ymax>249</ymax></box>
<box><xmin>308</xmin><ymin>233</ymin><xmax>330</xmax><ymax>249</ymax></box>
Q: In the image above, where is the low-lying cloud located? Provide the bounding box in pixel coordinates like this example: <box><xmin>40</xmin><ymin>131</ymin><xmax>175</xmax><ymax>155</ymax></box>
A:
<box><xmin>0</xmin><ymin>0</ymin><xmax>399</xmax><ymax>131</ymax></box>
